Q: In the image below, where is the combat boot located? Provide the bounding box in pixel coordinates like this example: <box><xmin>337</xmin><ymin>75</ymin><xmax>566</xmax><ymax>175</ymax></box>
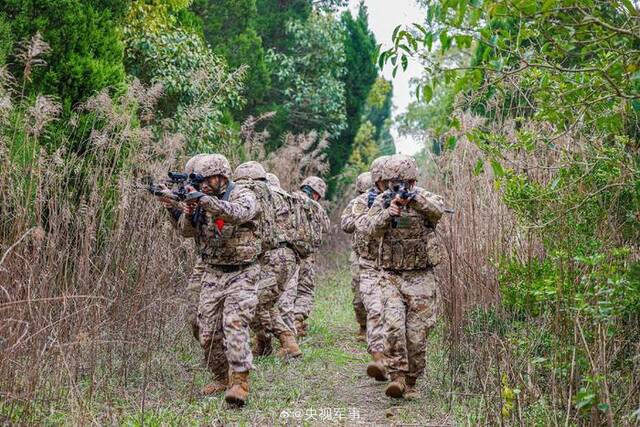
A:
<box><xmin>276</xmin><ymin>331</ymin><xmax>303</xmax><ymax>358</ymax></box>
<box><xmin>225</xmin><ymin>371</ymin><xmax>250</xmax><ymax>406</ymax></box>
<box><xmin>201</xmin><ymin>380</ymin><xmax>227</xmax><ymax>395</ymax></box>
<box><xmin>403</xmin><ymin>377</ymin><xmax>420</xmax><ymax>400</ymax></box>
<box><xmin>356</xmin><ymin>325</ymin><xmax>366</xmax><ymax>342</ymax></box>
<box><xmin>252</xmin><ymin>333</ymin><xmax>273</xmax><ymax>357</ymax></box>
<box><xmin>366</xmin><ymin>352</ymin><xmax>388</xmax><ymax>381</ymax></box>
<box><xmin>201</xmin><ymin>371</ymin><xmax>229</xmax><ymax>395</ymax></box>
<box><xmin>385</xmin><ymin>373</ymin><xmax>406</xmax><ymax>398</ymax></box>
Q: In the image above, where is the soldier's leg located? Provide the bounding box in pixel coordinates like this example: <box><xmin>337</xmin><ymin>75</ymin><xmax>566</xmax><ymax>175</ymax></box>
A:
<box><xmin>222</xmin><ymin>264</ymin><xmax>260</xmax><ymax>373</ymax></box>
<box><xmin>359</xmin><ymin>260</ymin><xmax>385</xmax><ymax>355</ymax></box>
<box><xmin>222</xmin><ymin>264</ymin><xmax>260</xmax><ymax>406</ymax></box>
<box><xmin>382</xmin><ymin>272</ymin><xmax>411</xmax><ymax>397</ymax></box>
<box><xmin>251</xmin><ymin>260</ymin><xmax>279</xmax><ymax>356</ymax></box>
<box><xmin>349</xmin><ymin>252</ymin><xmax>367</xmax><ymax>336</ymax></box>
<box><xmin>294</xmin><ymin>255</ymin><xmax>315</xmax><ymax>335</ymax></box>
<box><xmin>403</xmin><ymin>270</ymin><xmax>438</xmax><ymax>398</ymax></box>
<box><xmin>198</xmin><ymin>269</ymin><xmax>229</xmax><ymax>393</ymax></box>
<box><xmin>271</xmin><ymin>261</ymin><xmax>299</xmax><ymax>336</ymax></box>
<box><xmin>270</xmin><ymin>248</ymin><xmax>302</xmax><ymax>357</ymax></box>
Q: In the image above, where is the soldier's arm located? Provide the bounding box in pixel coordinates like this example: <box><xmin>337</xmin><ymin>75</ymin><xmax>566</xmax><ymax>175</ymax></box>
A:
<box><xmin>410</xmin><ymin>188</ymin><xmax>445</xmax><ymax>225</ymax></box>
<box><xmin>199</xmin><ymin>187</ymin><xmax>259</xmax><ymax>224</ymax></box>
<box><xmin>340</xmin><ymin>198</ymin><xmax>358</xmax><ymax>233</ymax></box>
<box><xmin>354</xmin><ymin>194</ymin><xmax>388</xmax><ymax>237</ymax></box>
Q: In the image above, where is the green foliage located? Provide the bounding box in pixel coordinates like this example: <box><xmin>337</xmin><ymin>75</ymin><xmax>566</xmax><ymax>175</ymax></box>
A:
<box><xmin>2</xmin><ymin>0</ymin><xmax>128</xmax><ymax>109</ymax></box>
<box><xmin>265</xmin><ymin>12</ymin><xmax>347</xmax><ymax>138</ymax></box>
<box><xmin>255</xmin><ymin>0</ymin><xmax>312</xmax><ymax>53</ymax></box>
<box><xmin>190</xmin><ymin>0</ymin><xmax>270</xmax><ymax>112</ymax></box>
<box><xmin>0</xmin><ymin>13</ymin><xmax>13</xmax><ymax>65</ymax></box>
<box><xmin>124</xmin><ymin>1</ymin><xmax>245</xmax><ymax>153</ymax></box>
<box><xmin>328</xmin><ymin>4</ymin><xmax>379</xmax><ymax>192</ymax></box>
<box><xmin>363</xmin><ymin>77</ymin><xmax>395</xmax><ymax>155</ymax></box>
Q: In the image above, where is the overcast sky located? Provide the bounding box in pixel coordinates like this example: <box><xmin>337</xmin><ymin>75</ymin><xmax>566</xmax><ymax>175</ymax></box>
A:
<box><xmin>348</xmin><ymin>0</ymin><xmax>426</xmax><ymax>155</ymax></box>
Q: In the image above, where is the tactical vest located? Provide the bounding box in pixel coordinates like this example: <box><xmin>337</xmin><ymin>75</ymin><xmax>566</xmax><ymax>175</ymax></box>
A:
<box><xmin>377</xmin><ymin>207</ymin><xmax>441</xmax><ymax>270</ymax></box>
<box><xmin>290</xmin><ymin>191</ymin><xmax>324</xmax><ymax>258</ymax></box>
<box><xmin>196</xmin><ymin>183</ymin><xmax>263</xmax><ymax>266</ymax></box>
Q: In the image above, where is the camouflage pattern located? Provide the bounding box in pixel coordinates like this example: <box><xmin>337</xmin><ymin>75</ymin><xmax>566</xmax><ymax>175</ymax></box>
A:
<box><xmin>252</xmin><ymin>246</ymin><xmax>298</xmax><ymax>337</ymax></box>
<box><xmin>187</xmin><ymin>184</ymin><xmax>262</xmax><ymax>265</ymax></box>
<box><xmin>300</xmin><ymin>176</ymin><xmax>327</xmax><ymax>199</ymax></box>
<box><xmin>270</xmin><ymin>260</ymin><xmax>300</xmax><ymax>335</ymax></box>
<box><xmin>350</xmin><ymin>192</ymin><xmax>380</xmax><ymax>261</ymax></box>
<box><xmin>341</xmin><ymin>197</ymin><xmax>367</xmax><ymax>331</ymax></box>
<box><xmin>233</xmin><ymin>179</ymin><xmax>279</xmax><ymax>252</ymax></box>
<box><xmin>185</xmin><ymin>153</ymin><xmax>208</xmax><ymax>175</ymax></box>
<box><xmin>355</xmin><ymin>172</ymin><xmax>373</xmax><ymax>193</ymax></box>
<box><xmin>370</xmin><ymin>155</ymin><xmax>391</xmax><ymax>184</ymax></box>
<box><xmin>358</xmin><ymin>258</ymin><xmax>385</xmax><ymax>353</ymax></box>
<box><xmin>290</xmin><ymin>190</ymin><xmax>330</xmax><ymax>258</ymax></box>
<box><xmin>294</xmin><ymin>255</ymin><xmax>316</xmax><ymax>321</ymax></box>
<box><xmin>349</xmin><ymin>251</ymin><xmax>367</xmax><ymax>330</ymax></box>
<box><xmin>380</xmin><ymin>154</ymin><xmax>418</xmax><ymax>181</ymax></box>
<box><xmin>380</xmin><ymin>268</ymin><xmax>439</xmax><ymax>380</ymax></box>
<box><xmin>199</xmin><ymin>154</ymin><xmax>232</xmax><ymax>178</ymax></box>
<box><xmin>234</xmin><ymin>161</ymin><xmax>267</xmax><ymax>181</ymax></box>
<box><xmin>266</xmin><ymin>173</ymin><xmax>281</xmax><ymax>188</ymax></box>
<box><xmin>198</xmin><ymin>263</ymin><xmax>260</xmax><ymax>376</ymax></box>
<box><xmin>357</xmin><ymin>186</ymin><xmax>444</xmax><ymax>270</ymax></box>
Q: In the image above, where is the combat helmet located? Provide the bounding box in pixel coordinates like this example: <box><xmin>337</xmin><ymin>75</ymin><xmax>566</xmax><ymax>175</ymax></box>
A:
<box><xmin>198</xmin><ymin>154</ymin><xmax>232</xmax><ymax>179</ymax></box>
<box><xmin>300</xmin><ymin>176</ymin><xmax>327</xmax><ymax>199</ymax></box>
<box><xmin>266</xmin><ymin>173</ymin><xmax>281</xmax><ymax>188</ymax></box>
<box><xmin>355</xmin><ymin>172</ymin><xmax>372</xmax><ymax>194</ymax></box>
<box><xmin>185</xmin><ymin>153</ymin><xmax>208</xmax><ymax>175</ymax></box>
<box><xmin>370</xmin><ymin>155</ymin><xmax>391</xmax><ymax>184</ymax></box>
<box><xmin>382</xmin><ymin>154</ymin><xmax>418</xmax><ymax>181</ymax></box>
<box><xmin>234</xmin><ymin>161</ymin><xmax>267</xmax><ymax>181</ymax></box>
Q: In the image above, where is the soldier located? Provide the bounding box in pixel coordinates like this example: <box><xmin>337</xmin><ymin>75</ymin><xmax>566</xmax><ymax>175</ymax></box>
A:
<box><xmin>157</xmin><ymin>154</ymin><xmax>207</xmax><ymax>340</ymax></box>
<box><xmin>350</xmin><ymin>156</ymin><xmax>390</xmax><ymax>382</ymax></box>
<box><xmin>340</xmin><ymin>172</ymin><xmax>372</xmax><ymax>341</ymax></box>
<box><xmin>233</xmin><ymin>163</ymin><xmax>302</xmax><ymax>359</ymax></box>
<box><xmin>292</xmin><ymin>176</ymin><xmax>330</xmax><ymax>337</ymax></box>
<box><xmin>177</xmin><ymin>154</ymin><xmax>263</xmax><ymax>406</ymax></box>
<box><xmin>357</xmin><ymin>154</ymin><xmax>444</xmax><ymax>400</ymax></box>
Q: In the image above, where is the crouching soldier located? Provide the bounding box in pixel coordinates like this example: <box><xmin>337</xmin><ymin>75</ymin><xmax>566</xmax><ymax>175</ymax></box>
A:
<box><xmin>357</xmin><ymin>154</ymin><xmax>445</xmax><ymax>400</ymax></box>
<box><xmin>180</xmin><ymin>154</ymin><xmax>263</xmax><ymax>407</ymax></box>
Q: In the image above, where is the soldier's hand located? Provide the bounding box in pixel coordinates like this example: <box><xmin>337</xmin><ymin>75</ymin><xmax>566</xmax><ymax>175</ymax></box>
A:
<box><xmin>395</xmin><ymin>194</ymin><xmax>411</xmax><ymax>206</ymax></box>
<box><xmin>389</xmin><ymin>198</ymin><xmax>403</xmax><ymax>217</ymax></box>
<box><xmin>160</xmin><ymin>196</ymin><xmax>175</xmax><ymax>209</ymax></box>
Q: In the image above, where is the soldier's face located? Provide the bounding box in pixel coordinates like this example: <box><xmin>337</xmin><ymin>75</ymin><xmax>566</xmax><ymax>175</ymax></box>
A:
<box><xmin>202</xmin><ymin>175</ymin><xmax>228</xmax><ymax>195</ymax></box>
<box><xmin>312</xmin><ymin>191</ymin><xmax>321</xmax><ymax>201</ymax></box>
<box><xmin>376</xmin><ymin>180</ymin><xmax>389</xmax><ymax>192</ymax></box>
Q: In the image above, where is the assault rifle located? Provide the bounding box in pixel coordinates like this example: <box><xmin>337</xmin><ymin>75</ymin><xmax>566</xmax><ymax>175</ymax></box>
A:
<box><xmin>382</xmin><ymin>181</ymin><xmax>417</xmax><ymax>228</ymax></box>
<box><xmin>147</xmin><ymin>172</ymin><xmax>206</xmax><ymax>201</ymax></box>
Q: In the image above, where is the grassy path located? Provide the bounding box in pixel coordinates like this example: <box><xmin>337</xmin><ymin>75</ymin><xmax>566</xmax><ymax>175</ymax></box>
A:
<box><xmin>5</xmin><ymin>261</ymin><xmax>462</xmax><ymax>426</ymax></box>
<box><xmin>126</xmin><ymin>264</ymin><xmax>457</xmax><ymax>426</ymax></box>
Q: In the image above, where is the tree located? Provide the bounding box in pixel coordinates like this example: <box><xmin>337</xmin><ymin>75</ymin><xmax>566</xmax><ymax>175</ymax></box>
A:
<box><xmin>363</xmin><ymin>77</ymin><xmax>395</xmax><ymax>155</ymax></box>
<box><xmin>2</xmin><ymin>0</ymin><xmax>128</xmax><ymax>109</ymax></box>
<box><xmin>328</xmin><ymin>3</ymin><xmax>379</xmax><ymax>190</ymax></box>
<box><xmin>265</xmin><ymin>12</ymin><xmax>347</xmax><ymax>138</ymax></box>
<box><xmin>190</xmin><ymin>0</ymin><xmax>270</xmax><ymax>113</ymax></box>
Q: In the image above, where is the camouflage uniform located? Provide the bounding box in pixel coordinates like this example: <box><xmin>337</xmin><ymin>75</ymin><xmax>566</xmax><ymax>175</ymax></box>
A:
<box><xmin>357</xmin><ymin>154</ymin><xmax>445</xmax><ymax>396</ymax></box>
<box><xmin>292</xmin><ymin>177</ymin><xmax>330</xmax><ymax>327</ymax></box>
<box><xmin>179</xmin><ymin>157</ymin><xmax>262</xmax><ymax>384</ymax></box>
<box><xmin>340</xmin><ymin>172</ymin><xmax>374</xmax><ymax>333</ymax></box>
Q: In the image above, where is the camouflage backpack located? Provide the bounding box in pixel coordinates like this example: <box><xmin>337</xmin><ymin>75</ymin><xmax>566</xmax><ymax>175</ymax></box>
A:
<box><xmin>290</xmin><ymin>191</ymin><xmax>325</xmax><ymax>258</ymax></box>
<box><xmin>235</xmin><ymin>179</ymin><xmax>280</xmax><ymax>253</ymax></box>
